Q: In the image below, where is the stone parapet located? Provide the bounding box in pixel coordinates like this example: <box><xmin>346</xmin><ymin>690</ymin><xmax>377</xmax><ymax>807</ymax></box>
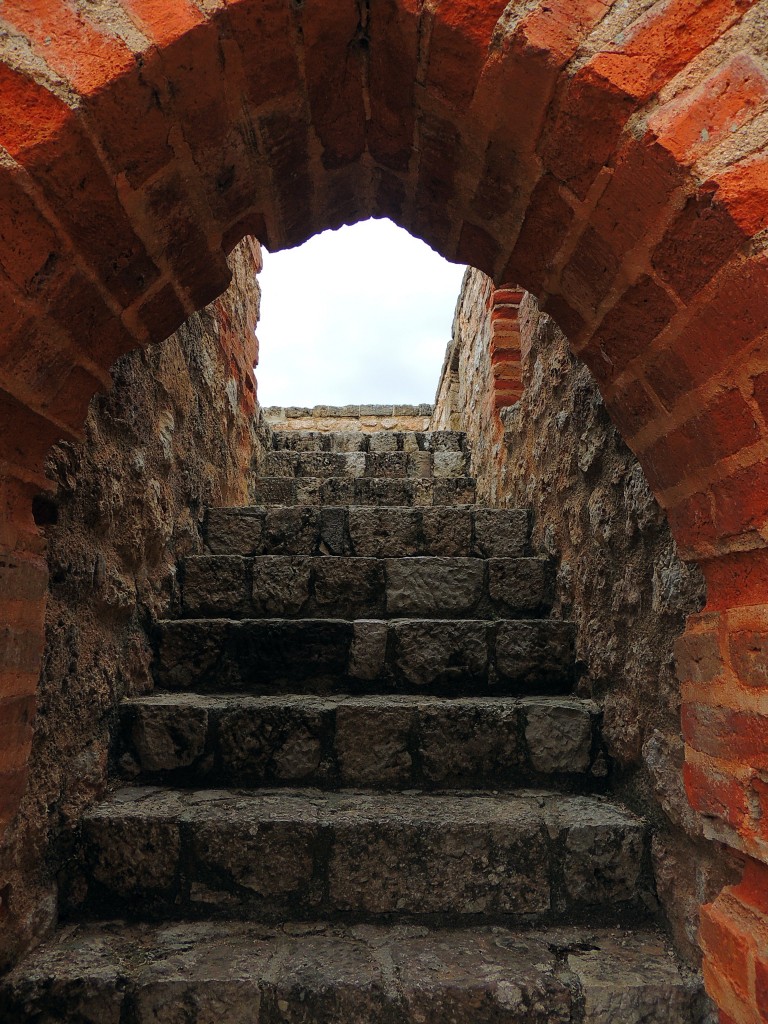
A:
<box><xmin>264</xmin><ymin>405</ymin><xmax>433</xmax><ymax>433</ymax></box>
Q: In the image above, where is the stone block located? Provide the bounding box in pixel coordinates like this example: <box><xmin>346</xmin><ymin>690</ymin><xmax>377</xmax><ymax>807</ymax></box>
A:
<box><xmin>327</xmin><ymin>795</ymin><xmax>550</xmax><ymax>916</ymax></box>
<box><xmin>368</xmin><ymin>432</ymin><xmax>399</xmax><ymax>453</ymax></box>
<box><xmin>217</xmin><ymin>700</ymin><xmax>328</xmax><ymax>783</ymax></box>
<box><xmin>547</xmin><ymin>797</ymin><xmax>645</xmax><ymax>908</ymax></box>
<box><xmin>487</xmin><ymin>557</ymin><xmax>553</xmax><ymax>613</ymax></box>
<box><xmin>365</xmin><ymin>452</ymin><xmax>410</xmax><ymax>478</ymax></box>
<box><xmin>405</xmin><ymin>451</ymin><xmax>433</xmax><ymax>477</ymax></box>
<box><xmin>391</xmin><ymin>620</ymin><xmax>488</xmax><ymax>688</ymax></box>
<box><xmin>312</xmin><ymin>557</ymin><xmax>385</xmax><ymax>616</ymax></box>
<box><xmin>252</xmin><ymin>479</ymin><xmax>295</xmax><ymax>505</ymax></box>
<box><xmin>205</xmin><ymin>509</ymin><xmax>265</xmax><ymax>556</ymax></box>
<box><xmin>251</xmin><ymin>556</ymin><xmax>311</xmax><ymax>616</ymax></box>
<box><xmin>349</xmin><ymin>620</ymin><xmax>388</xmax><ymax>680</ymax></box>
<box><xmin>263</xmin><ymin>507</ymin><xmax>322</xmax><ymax>555</ymax></box>
<box><xmin>432</xmin><ymin>451</ymin><xmax>469</xmax><ymax>478</ymax></box>
<box><xmin>319</xmin><ymin>506</ymin><xmax>351</xmax><ymax>554</ymax></box>
<box><xmin>183</xmin><ymin>556</ymin><xmax>249</xmax><ymax>616</ymax></box>
<box><xmin>432</xmin><ymin>478</ymin><xmax>476</xmax><ymax>505</ymax></box>
<box><xmin>336</xmin><ymin>704</ymin><xmax>413</xmax><ymax>785</ymax></box>
<box><xmin>473</xmin><ymin>509</ymin><xmax>529</xmax><ymax>557</ymax></box>
<box><xmin>386</xmin><ymin>557</ymin><xmax>484</xmax><ymax>616</ymax></box>
<box><xmin>523</xmin><ymin>698</ymin><xmax>593</xmax><ymax>774</ymax></box>
<box><xmin>420</xmin><ymin>507</ymin><xmax>473</xmax><ymax>555</ymax></box>
<box><xmin>348</xmin><ymin>507</ymin><xmax>421</xmax><ymax>557</ymax></box>
<box><xmin>495</xmin><ymin>621</ymin><xmax>575</xmax><ymax>692</ymax></box>
<box><xmin>319</xmin><ymin>477</ymin><xmax>356</xmax><ymax>505</ymax></box>
<box><xmin>126</xmin><ymin>699</ymin><xmax>208</xmax><ymax>773</ymax></box>
<box><xmin>418</xmin><ymin>699</ymin><xmax>521</xmax><ymax>784</ymax></box>
<box><xmin>266</xmin><ymin>451</ymin><xmax>299</xmax><ymax>477</ymax></box>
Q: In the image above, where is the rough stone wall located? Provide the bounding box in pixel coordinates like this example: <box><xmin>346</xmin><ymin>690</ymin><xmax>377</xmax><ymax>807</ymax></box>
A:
<box><xmin>266</xmin><ymin>406</ymin><xmax>433</xmax><ymax>433</ymax></box>
<box><xmin>432</xmin><ymin>269</ymin><xmax>506</xmax><ymax>503</ymax></box>
<box><xmin>440</xmin><ymin>273</ymin><xmax>741</xmax><ymax>965</ymax></box>
<box><xmin>0</xmin><ymin>240</ymin><xmax>265</xmax><ymax>969</ymax></box>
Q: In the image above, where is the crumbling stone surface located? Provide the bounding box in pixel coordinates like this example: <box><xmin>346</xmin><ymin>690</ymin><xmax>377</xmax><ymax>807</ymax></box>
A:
<box><xmin>436</xmin><ymin>277</ymin><xmax>733</xmax><ymax>966</ymax></box>
<box><xmin>0</xmin><ymin>241</ymin><xmax>266</xmax><ymax>970</ymax></box>
<box><xmin>0</xmin><ymin>921</ymin><xmax>707</xmax><ymax>1024</ymax></box>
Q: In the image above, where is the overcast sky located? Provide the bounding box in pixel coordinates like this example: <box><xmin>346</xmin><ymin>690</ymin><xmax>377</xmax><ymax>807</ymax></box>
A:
<box><xmin>255</xmin><ymin>218</ymin><xmax>467</xmax><ymax>408</ymax></box>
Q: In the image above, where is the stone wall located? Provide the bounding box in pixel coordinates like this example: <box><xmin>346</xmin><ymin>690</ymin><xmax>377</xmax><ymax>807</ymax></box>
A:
<box><xmin>432</xmin><ymin>270</ymin><xmax>504</xmax><ymax>503</ymax></box>
<box><xmin>0</xmin><ymin>240</ymin><xmax>265</xmax><ymax>969</ymax></box>
<box><xmin>266</xmin><ymin>405</ymin><xmax>433</xmax><ymax>433</ymax></box>
<box><xmin>439</xmin><ymin>273</ymin><xmax>741</xmax><ymax>965</ymax></box>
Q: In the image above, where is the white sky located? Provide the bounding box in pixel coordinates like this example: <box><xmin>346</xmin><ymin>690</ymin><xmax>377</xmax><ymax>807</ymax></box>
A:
<box><xmin>255</xmin><ymin>218</ymin><xmax>467</xmax><ymax>407</ymax></box>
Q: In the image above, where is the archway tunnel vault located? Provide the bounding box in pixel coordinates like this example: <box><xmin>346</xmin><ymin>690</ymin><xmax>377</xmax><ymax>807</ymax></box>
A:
<box><xmin>1</xmin><ymin>0</ymin><xmax>768</xmax><ymax>1017</ymax></box>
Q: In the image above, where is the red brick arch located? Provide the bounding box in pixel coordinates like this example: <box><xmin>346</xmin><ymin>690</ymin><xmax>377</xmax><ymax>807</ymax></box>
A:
<box><xmin>1</xmin><ymin>0</ymin><xmax>767</xmax><ymax>1017</ymax></box>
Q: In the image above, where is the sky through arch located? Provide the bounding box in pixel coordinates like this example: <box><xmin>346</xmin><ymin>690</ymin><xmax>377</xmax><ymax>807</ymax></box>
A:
<box><xmin>255</xmin><ymin>219</ymin><xmax>467</xmax><ymax>407</ymax></box>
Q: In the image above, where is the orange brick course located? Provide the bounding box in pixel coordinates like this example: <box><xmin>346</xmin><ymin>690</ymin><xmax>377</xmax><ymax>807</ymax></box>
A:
<box><xmin>0</xmin><ymin>2</ymin><xmax>766</xmax><ymax>1018</ymax></box>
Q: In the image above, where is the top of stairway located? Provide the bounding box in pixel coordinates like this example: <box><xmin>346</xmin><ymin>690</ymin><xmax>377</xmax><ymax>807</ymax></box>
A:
<box><xmin>265</xmin><ymin>404</ymin><xmax>433</xmax><ymax>434</ymax></box>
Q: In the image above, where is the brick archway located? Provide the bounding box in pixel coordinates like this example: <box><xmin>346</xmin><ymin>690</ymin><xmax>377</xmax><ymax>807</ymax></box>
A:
<box><xmin>1</xmin><ymin>1</ymin><xmax>767</xmax><ymax>1017</ymax></box>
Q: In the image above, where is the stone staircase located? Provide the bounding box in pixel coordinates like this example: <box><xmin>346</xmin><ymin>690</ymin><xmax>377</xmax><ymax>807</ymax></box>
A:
<box><xmin>0</xmin><ymin>427</ymin><xmax>708</xmax><ymax>1021</ymax></box>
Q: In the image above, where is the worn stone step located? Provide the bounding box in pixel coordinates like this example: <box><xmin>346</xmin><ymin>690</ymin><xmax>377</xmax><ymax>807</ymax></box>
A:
<box><xmin>72</xmin><ymin>788</ymin><xmax>648</xmax><ymax>924</ymax></box>
<box><xmin>272</xmin><ymin>429</ymin><xmax>468</xmax><ymax>453</ymax></box>
<box><xmin>120</xmin><ymin>693</ymin><xmax>603</xmax><ymax>790</ymax></box>
<box><xmin>265</xmin><ymin>449</ymin><xmax>470</xmax><ymax>480</ymax></box>
<box><xmin>182</xmin><ymin>555</ymin><xmax>554</xmax><ymax>620</ymax></box>
<box><xmin>155</xmin><ymin>618</ymin><xmax>576</xmax><ymax>696</ymax></box>
<box><xmin>250</xmin><ymin>477</ymin><xmax>477</xmax><ymax>507</ymax></box>
<box><xmin>0</xmin><ymin>920</ymin><xmax>709</xmax><ymax>1024</ymax></box>
<box><xmin>205</xmin><ymin>505</ymin><xmax>530</xmax><ymax>558</ymax></box>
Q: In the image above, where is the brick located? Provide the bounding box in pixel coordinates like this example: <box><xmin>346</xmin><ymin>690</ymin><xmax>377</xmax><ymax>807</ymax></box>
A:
<box><xmin>604</xmin><ymin>378</ymin><xmax>657</xmax><ymax>440</ymax></box>
<box><xmin>300</xmin><ymin>0</ymin><xmax>366</xmax><ymax>170</ymax></box>
<box><xmin>1</xmin><ymin>0</ymin><xmax>134</xmax><ymax>96</ymax></box>
<box><xmin>0</xmin><ymin>69</ymin><xmax>160</xmax><ymax>308</ymax></box>
<box><xmin>560</xmin><ymin>226</ymin><xmax>621</xmax><ymax>317</ymax></box>
<box><xmin>0</xmin><ymin>694</ymin><xmax>36</xmax><ymax>774</ymax></box>
<box><xmin>730</xmin><ymin>623</ymin><xmax>768</xmax><ymax>688</ymax></box>
<box><xmin>649</xmin><ymin>53</ymin><xmax>768</xmax><ymax>166</ymax></box>
<box><xmin>645</xmin><ymin>347</ymin><xmax>696</xmax><ymax>411</ymax></box>
<box><xmin>703</xmin><ymin>549</ymin><xmax>768</xmax><ymax>610</ymax></box>
<box><xmin>424</xmin><ymin>0</ymin><xmax>509</xmax><ymax>107</ymax></box>
<box><xmin>584</xmin><ymin>276</ymin><xmax>678</xmax><ymax>384</ymax></box>
<box><xmin>0</xmin><ymin>767</ymin><xmax>28</xmax><ymax>829</ymax></box>
<box><xmin>0</xmin><ymin>167</ymin><xmax>67</xmax><ymax>297</ymax></box>
<box><xmin>590</xmin><ymin>137</ymin><xmax>683</xmax><ymax>256</ymax></box>
<box><xmin>700</xmin><ymin>901</ymin><xmax>754</xmax><ymax>1006</ymax></box>
<box><xmin>715</xmin><ymin>153</ymin><xmax>768</xmax><ymax>237</ymax></box>
<box><xmin>137</xmin><ymin>283</ymin><xmax>187</xmax><ymax>344</ymax></box>
<box><xmin>456</xmin><ymin>222</ymin><xmax>501</xmax><ymax>275</ymax></box>
<box><xmin>257</xmin><ymin>107</ymin><xmax>313</xmax><ymax>247</ymax></box>
<box><xmin>224</xmin><ymin>0</ymin><xmax>302</xmax><ymax>108</ymax></box>
<box><xmin>683</xmin><ymin>703</ymin><xmax>768</xmax><ymax>769</ymax></box>
<box><xmin>539</xmin><ymin>65</ymin><xmax>637</xmax><ymax>199</ymax></box>
<box><xmin>674</xmin><ymin>628</ymin><xmax>725</xmax><ymax>684</ymax></box>
<box><xmin>119</xmin><ymin>0</ymin><xmax>205</xmax><ymax>45</ymax></box>
<box><xmin>683</xmin><ymin>761</ymin><xmax>750</xmax><ymax>828</ymax></box>
<box><xmin>712</xmin><ymin>458</ymin><xmax>768</xmax><ymax>540</ymax></box>
<box><xmin>588</xmin><ymin>0</ymin><xmax>760</xmax><ymax>104</ymax></box>
<box><xmin>411</xmin><ymin>113</ymin><xmax>461</xmax><ymax>255</ymax></box>
<box><xmin>502</xmin><ymin>174</ymin><xmax>574</xmax><ymax>289</ymax></box>
<box><xmin>652</xmin><ymin>193</ymin><xmax>747</xmax><ymax>302</ymax></box>
<box><xmin>367</xmin><ymin>0</ymin><xmax>419</xmax><ymax>172</ymax></box>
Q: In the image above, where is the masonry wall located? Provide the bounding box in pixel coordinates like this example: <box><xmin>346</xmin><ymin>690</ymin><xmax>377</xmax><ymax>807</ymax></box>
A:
<box><xmin>0</xmin><ymin>240</ymin><xmax>265</xmax><ymax>968</ymax></box>
<box><xmin>437</xmin><ymin>273</ymin><xmax>741</xmax><ymax>966</ymax></box>
<box><xmin>432</xmin><ymin>270</ymin><xmax>505</xmax><ymax>503</ymax></box>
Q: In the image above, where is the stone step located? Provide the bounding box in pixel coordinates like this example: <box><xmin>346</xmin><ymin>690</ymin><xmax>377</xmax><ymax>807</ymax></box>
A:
<box><xmin>182</xmin><ymin>555</ymin><xmax>554</xmax><ymax>620</ymax></box>
<box><xmin>155</xmin><ymin>618</ymin><xmax>576</xmax><ymax>696</ymax></box>
<box><xmin>205</xmin><ymin>505</ymin><xmax>530</xmax><ymax>558</ymax></box>
<box><xmin>265</xmin><ymin>449</ymin><xmax>470</xmax><ymax>479</ymax></box>
<box><xmin>250</xmin><ymin>477</ymin><xmax>477</xmax><ymax>507</ymax></box>
<box><xmin>120</xmin><ymin>693</ymin><xmax>604</xmax><ymax>790</ymax></box>
<box><xmin>0</xmin><ymin>920</ymin><xmax>708</xmax><ymax>1024</ymax></box>
<box><xmin>72</xmin><ymin>788</ymin><xmax>648</xmax><ymax>924</ymax></box>
<box><xmin>271</xmin><ymin>428</ymin><xmax>467</xmax><ymax>453</ymax></box>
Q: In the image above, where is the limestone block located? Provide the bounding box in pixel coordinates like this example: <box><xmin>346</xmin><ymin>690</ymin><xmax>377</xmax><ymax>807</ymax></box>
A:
<box><xmin>385</xmin><ymin>557</ymin><xmax>484</xmax><ymax>616</ymax></box>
